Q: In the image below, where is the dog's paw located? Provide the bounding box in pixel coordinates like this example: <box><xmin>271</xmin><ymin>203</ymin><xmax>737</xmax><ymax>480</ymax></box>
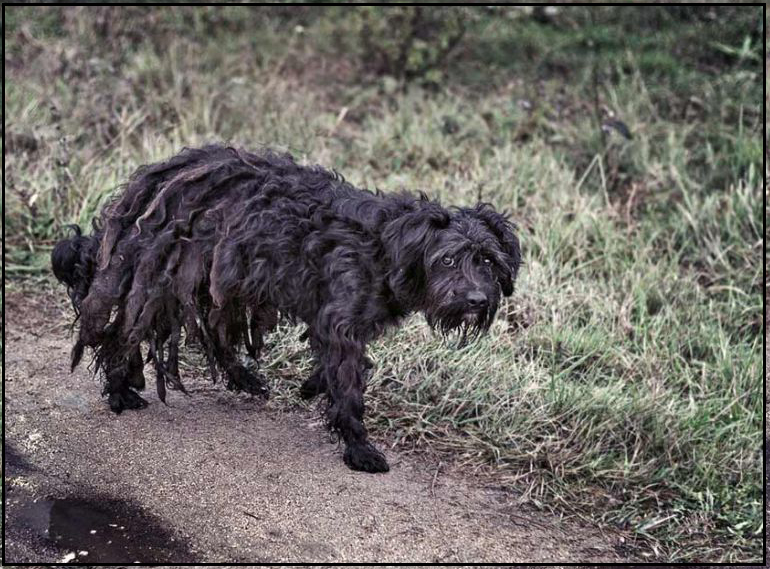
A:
<box><xmin>108</xmin><ymin>388</ymin><xmax>149</xmax><ymax>414</ymax></box>
<box><xmin>127</xmin><ymin>369</ymin><xmax>146</xmax><ymax>390</ymax></box>
<box><xmin>298</xmin><ymin>372</ymin><xmax>325</xmax><ymax>400</ymax></box>
<box><xmin>226</xmin><ymin>366</ymin><xmax>270</xmax><ymax>399</ymax></box>
<box><xmin>343</xmin><ymin>442</ymin><xmax>390</xmax><ymax>473</ymax></box>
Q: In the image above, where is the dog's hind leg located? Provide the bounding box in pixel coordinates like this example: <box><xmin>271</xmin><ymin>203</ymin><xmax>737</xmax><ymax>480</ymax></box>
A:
<box><xmin>299</xmin><ymin>329</ymin><xmax>325</xmax><ymax>399</ymax></box>
<box><xmin>86</xmin><ymin>299</ymin><xmax>147</xmax><ymax>413</ymax></box>
<box><xmin>244</xmin><ymin>305</ymin><xmax>278</xmax><ymax>361</ymax></box>
<box><xmin>219</xmin><ymin>344</ymin><xmax>270</xmax><ymax>398</ymax></box>
<box><xmin>299</xmin><ymin>367</ymin><xmax>325</xmax><ymax>400</ymax></box>
<box><xmin>221</xmin><ymin>351</ymin><xmax>270</xmax><ymax>399</ymax></box>
<box><xmin>102</xmin><ymin>345</ymin><xmax>149</xmax><ymax>414</ymax></box>
<box><xmin>207</xmin><ymin>304</ymin><xmax>270</xmax><ymax>398</ymax></box>
<box><xmin>125</xmin><ymin>346</ymin><xmax>146</xmax><ymax>390</ymax></box>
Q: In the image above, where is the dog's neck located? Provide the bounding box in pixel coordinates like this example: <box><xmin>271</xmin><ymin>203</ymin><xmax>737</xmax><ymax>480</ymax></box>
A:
<box><xmin>383</xmin><ymin>266</ymin><xmax>427</xmax><ymax>317</ymax></box>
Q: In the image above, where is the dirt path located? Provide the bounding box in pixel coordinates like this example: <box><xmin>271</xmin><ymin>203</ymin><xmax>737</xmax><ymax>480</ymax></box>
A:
<box><xmin>4</xmin><ymin>288</ymin><xmax>625</xmax><ymax>563</ymax></box>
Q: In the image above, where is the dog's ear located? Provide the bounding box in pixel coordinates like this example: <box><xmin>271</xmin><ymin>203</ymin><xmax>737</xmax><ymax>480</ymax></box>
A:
<box><xmin>468</xmin><ymin>203</ymin><xmax>521</xmax><ymax>296</ymax></box>
<box><xmin>382</xmin><ymin>202</ymin><xmax>450</xmax><ymax>305</ymax></box>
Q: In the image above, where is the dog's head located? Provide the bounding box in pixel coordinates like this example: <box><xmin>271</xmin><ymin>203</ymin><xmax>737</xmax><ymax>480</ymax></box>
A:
<box><xmin>383</xmin><ymin>200</ymin><xmax>521</xmax><ymax>343</ymax></box>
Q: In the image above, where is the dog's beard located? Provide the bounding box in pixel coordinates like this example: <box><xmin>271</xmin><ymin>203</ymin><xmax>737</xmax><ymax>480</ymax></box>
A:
<box><xmin>425</xmin><ymin>300</ymin><xmax>495</xmax><ymax>348</ymax></box>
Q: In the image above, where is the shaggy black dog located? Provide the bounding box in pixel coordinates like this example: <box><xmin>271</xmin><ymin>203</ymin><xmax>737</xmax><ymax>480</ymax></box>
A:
<box><xmin>51</xmin><ymin>145</ymin><xmax>521</xmax><ymax>473</ymax></box>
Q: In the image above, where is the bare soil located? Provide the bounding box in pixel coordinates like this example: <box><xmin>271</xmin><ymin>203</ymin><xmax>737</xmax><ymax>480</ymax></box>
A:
<box><xmin>4</xmin><ymin>286</ymin><xmax>627</xmax><ymax>563</ymax></box>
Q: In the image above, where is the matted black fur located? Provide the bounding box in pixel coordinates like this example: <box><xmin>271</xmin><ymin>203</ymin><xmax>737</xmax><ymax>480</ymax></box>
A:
<box><xmin>51</xmin><ymin>145</ymin><xmax>521</xmax><ymax>473</ymax></box>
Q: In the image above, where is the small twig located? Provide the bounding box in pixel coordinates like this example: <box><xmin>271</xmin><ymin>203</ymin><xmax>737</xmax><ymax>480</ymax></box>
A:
<box><xmin>624</xmin><ymin>181</ymin><xmax>641</xmax><ymax>229</ymax></box>
<box><xmin>242</xmin><ymin>511</ymin><xmax>260</xmax><ymax>521</ymax></box>
<box><xmin>430</xmin><ymin>460</ymin><xmax>442</xmax><ymax>497</ymax></box>
<box><xmin>507</xmin><ymin>510</ymin><xmax>551</xmax><ymax>530</ymax></box>
<box><xmin>326</xmin><ymin>106</ymin><xmax>349</xmax><ymax>138</ymax></box>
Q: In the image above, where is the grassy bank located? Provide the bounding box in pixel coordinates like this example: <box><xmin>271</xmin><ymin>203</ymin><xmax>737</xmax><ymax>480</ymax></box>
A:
<box><xmin>4</xmin><ymin>6</ymin><xmax>764</xmax><ymax>562</ymax></box>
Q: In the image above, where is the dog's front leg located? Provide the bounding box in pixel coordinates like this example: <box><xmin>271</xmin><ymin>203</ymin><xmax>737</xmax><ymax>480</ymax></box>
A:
<box><xmin>319</xmin><ymin>333</ymin><xmax>389</xmax><ymax>473</ymax></box>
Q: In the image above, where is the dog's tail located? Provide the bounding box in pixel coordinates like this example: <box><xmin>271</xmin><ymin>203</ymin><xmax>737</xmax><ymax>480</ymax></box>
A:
<box><xmin>52</xmin><ymin>225</ymin><xmax>100</xmax><ymax>369</ymax></box>
<box><xmin>51</xmin><ymin>224</ymin><xmax>99</xmax><ymax>310</ymax></box>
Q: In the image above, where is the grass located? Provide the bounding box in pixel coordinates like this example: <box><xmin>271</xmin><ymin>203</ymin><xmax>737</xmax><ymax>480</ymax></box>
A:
<box><xmin>4</xmin><ymin>5</ymin><xmax>764</xmax><ymax>562</ymax></box>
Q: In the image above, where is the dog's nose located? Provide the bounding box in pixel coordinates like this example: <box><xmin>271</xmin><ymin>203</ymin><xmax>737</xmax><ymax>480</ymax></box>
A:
<box><xmin>466</xmin><ymin>291</ymin><xmax>488</xmax><ymax>309</ymax></box>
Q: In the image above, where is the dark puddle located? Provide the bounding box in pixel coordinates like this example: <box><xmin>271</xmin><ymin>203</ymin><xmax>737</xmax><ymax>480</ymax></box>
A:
<box><xmin>11</xmin><ymin>491</ymin><xmax>194</xmax><ymax>563</ymax></box>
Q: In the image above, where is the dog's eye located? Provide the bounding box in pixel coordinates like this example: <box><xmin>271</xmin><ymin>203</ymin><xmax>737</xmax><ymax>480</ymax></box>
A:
<box><xmin>441</xmin><ymin>256</ymin><xmax>455</xmax><ymax>267</ymax></box>
<box><xmin>482</xmin><ymin>257</ymin><xmax>492</xmax><ymax>266</ymax></box>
